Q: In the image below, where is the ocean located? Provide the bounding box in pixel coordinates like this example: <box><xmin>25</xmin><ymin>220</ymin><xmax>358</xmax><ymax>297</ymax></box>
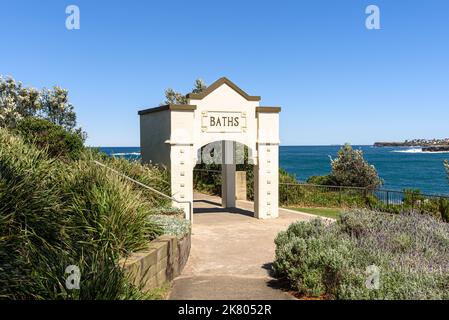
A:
<box><xmin>99</xmin><ymin>146</ymin><xmax>449</xmax><ymax>196</ymax></box>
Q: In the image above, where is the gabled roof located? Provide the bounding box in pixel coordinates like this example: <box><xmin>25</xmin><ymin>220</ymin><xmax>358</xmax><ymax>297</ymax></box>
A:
<box><xmin>186</xmin><ymin>77</ymin><xmax>261</xmax><ymax>101</ymax></box>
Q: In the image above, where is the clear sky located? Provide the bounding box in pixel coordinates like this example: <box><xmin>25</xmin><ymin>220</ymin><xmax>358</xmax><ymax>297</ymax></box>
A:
<box><xmin>1</xmin><ymin>0</ymin><xmax>448</xmax><ymax>146</ymax></box>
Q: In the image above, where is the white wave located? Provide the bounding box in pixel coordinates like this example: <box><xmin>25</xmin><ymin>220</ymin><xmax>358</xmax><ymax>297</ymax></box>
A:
<box><xmin>391</xmin><ymin>148</ymin><xmax>449</xmax><ymax>154</ymax></box>
<box><xmin>111</xmin><ymin>152</ymin><xmax>141</xmax><ymax>156</ymax></box>
<box><xmin>391</xmin><ymin>148</ymin><xmax>423</xmax><ymax>153</ymax></box>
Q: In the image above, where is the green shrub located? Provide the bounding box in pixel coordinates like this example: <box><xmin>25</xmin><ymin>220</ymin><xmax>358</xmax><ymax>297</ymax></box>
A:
<box><xmin>148</xmin><ymin>206</ymin><xmax>185</xmax><ymax>217</ymax></box>
<box><xmin>306</xmin><ymin>175</ymin><xmax>336</xmax><ymax>186</ymax></box>
<box><xmin>403</xmin><ymin>188</ymin><xmax>424</xmax><ymax>206</ymax></box>
<box><xmin>193</xmin><ymin>167</ymin><xmax>222</xmax><ymax>196</ymax></box>
<box><xmin>63</xmin><ymin>160</ymin><xmax>163</xmax><ymax>254</ymax></box>
<box><xmin>330</xmin><ymin>144</ymin><xmax>382</xmax><ymax>189</ymax></box>
<box><xmin>85</xmin><ymin>149</ymin><xmax>172</xmax><ymax>207</ymax></box>
<box><xmin>279</xmin><ymin>184</ymin><xmax>369</xmax><ymax>208</ymax></box>
<box><xmin>273</xmin><ymin>210</ymin><xmax>449</xmax><ymax>300</ymax></box>
<box><xmin>149</xmin><ymin>215</ymin><xmax>191</xmax><ymax>240</ymax></box>
<box><xmin>0</xmin><ymin>128</ymin><xmax>163</xmax><ymax>299</ymax></box>
<box><xmin>438</xmin><ymin>198</ymin><xmax>449</xmax><ymax>222</ymax></box>
<box><xmin>16</xmin><ymin>117</ymin><xmax>85</xmax><ymax>161</ymax></box>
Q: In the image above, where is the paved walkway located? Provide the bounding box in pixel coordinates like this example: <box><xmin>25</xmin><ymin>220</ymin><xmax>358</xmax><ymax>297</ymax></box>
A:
<box><xmin>168</xmin><ymin>193</ymin><xmax>320</xmax><ymax>300</ymax></box>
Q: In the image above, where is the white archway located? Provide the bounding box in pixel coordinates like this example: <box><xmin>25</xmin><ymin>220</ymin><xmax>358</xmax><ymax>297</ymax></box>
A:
<box><xmin>138</xmin><ymin>77</ymin><xmax>281</xmax><ymax>221</ymax></box>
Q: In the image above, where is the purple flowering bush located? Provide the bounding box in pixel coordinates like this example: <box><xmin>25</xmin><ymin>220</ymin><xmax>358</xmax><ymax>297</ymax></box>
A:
<box><xmin>273</xmin><ymin>210</ymin><xmax>449</xmax><ymax>299</ymax></box>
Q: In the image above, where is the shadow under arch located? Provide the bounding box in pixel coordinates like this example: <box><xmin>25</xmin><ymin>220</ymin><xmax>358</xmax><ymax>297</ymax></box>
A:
<box><xmin>193</xmin><ymin>198</ymin><xmax>254</xmax><ymax>217</ymax></box>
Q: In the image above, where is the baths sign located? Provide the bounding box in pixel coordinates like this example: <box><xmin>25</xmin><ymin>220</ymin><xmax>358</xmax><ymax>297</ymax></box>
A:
<box><xmin>202</xmin><ymin>111</ymin><xmax>247</xmax><ymax>133</ymax></box>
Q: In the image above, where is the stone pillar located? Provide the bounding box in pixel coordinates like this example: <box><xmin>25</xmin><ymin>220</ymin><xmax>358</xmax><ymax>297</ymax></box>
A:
<box><xmin>235</xmin><ymin>171</ymin><xmax>247</xmax><ymax>200</ymax></box>
<box><xmin>254</xmin><ymin>144</ymin><xmax>279</xmax><ymax>219</ymax></box>
<box><xmin>170</xmin><ymin>144</ymin><xmax>194</xmax><ymax>220</ymax></box>
<box><xmin>221</xmin><ymin>140</ymin><xmax>236</xmax><ymax>208</ymax></box>
<box><xmin>254</xmin><ymin>108</ymin><xmax>280</xmax><ymax>219</ymax></box>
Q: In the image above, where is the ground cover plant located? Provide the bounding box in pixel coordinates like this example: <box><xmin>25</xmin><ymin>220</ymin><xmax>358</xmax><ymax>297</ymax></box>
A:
<box><xmin>273</xmin><ymin>210</ymin><xmax>449</xmax><ymax>299</ymax></box>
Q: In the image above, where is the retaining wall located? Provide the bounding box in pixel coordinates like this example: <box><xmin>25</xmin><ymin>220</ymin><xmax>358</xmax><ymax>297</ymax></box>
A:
<box><xmin>120</xmin><ymin>232</ymin><xmax>191</xmax><ymax>292</ymax></box>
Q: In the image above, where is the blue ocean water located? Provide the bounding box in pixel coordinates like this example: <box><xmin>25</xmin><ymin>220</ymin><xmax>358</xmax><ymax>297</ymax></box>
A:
<box><xmin>99</xmin><ymin>146</ymin><xmax>449</xmax><ymax>196</ymax></box>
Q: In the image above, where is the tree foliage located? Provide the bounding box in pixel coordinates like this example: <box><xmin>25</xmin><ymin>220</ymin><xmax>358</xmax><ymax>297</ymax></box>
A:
<box><xmin>330</xmin><ymin>144</ymin><xmax>382</xmax><ymax>189</ymax></box>
<box><xmin>16</xmin><ymin>117</ymin><xmax>85</xmax><ymax>161</ymax></box>
<box><xmin>163</xmin><ymin>78</ymin><xmax>207</xmax><ymax>105</ymax></box>
<box><xmin>0</xmin><ymin>76</ymin><xmax>85</xmax><ymax>139</ymax></box>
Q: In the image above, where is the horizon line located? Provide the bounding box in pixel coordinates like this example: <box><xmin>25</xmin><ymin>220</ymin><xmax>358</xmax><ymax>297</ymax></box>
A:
<box><xmin>88</xmin><ymin>144</ymin><xmax>378</xmax><ymax>148</ymax></box>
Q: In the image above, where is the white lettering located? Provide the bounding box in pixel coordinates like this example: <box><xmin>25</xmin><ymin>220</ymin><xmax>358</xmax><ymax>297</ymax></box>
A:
<box><xmin>365</xmin><ymin>5</ymin><xmax>381</xmax><ymax>30</ymax></box>
<box><xmin>66</xmin><ymin>5</ymin><xmax>80</xmax><ymax>30</ymax></box>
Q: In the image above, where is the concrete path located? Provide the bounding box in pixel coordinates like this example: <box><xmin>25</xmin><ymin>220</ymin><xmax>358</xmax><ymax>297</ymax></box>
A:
<box><xmin>168</xmin><ymin>193</ymin><xmax>319</xmax><ymax>300</ymax></box>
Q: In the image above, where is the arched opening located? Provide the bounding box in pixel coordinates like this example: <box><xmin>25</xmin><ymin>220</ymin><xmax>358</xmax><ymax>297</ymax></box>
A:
<box><xmin>193</xmin><ymin>140</ymin><xmax>255</xmax><ymax>217</ymax></box>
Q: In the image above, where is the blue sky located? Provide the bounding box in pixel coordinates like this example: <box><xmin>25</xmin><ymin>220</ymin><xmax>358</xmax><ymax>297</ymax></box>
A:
<box><xmin>1</xmin><ymin>0</ymin><xmax>448</xmax><ymax>146</ymax></box>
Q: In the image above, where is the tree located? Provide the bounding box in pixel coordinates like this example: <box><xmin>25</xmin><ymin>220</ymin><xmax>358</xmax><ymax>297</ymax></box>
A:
<box><xmin>0</xmin><ymin>77</ymin><xmax>41</xmax><ymax>127</ymax></box>
<box><xmin>191</xmin><ymin>79</ymin><xmax>207</xmax><ymax>94</ymax></box>
<box><xmin>39</xmin><ymin>86</ymin><xmax>77</xmax><ymax>132</ymax></box>
<box><xmin>164</xmin><ymin>88</ymin><xmax>187</xmax><ymax>105</ymax></box>
<box><xmin>330</xmin><ymin>144</ymin><xmax>382</xmax><ymax>189</ymax></box>
<box><xmin>163</xmin><ymin>78</ymin><xmax>207</xmax><ymax>105</ymax></box>
<box><xmin>0</xmin><ymin>76</ymin><xmax>85</xmax><ymax>140</ymax></box>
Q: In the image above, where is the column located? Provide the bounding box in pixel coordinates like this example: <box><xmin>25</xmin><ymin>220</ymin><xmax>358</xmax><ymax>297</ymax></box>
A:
<box><xmin>170</xmin><ymin>144</ymin><xmax>194</xmax><ymax>221</ymax></box>
<box><xmin>221</xmin><ymin>140</ymin><xmax>236</xmax><ymax>208</ymax></box>
<box><xmin>254</xmin><ymin>143</ymin><xmax>279</xmax><ymax>219</ymax></box>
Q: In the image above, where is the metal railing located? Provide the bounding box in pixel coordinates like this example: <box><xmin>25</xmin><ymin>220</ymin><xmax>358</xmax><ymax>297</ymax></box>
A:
<box><xmin>93</xmin><ymin>161</ymin><xmax>193</xmax><ymax>221</ymax></box>
<box><xmin>279</xmin><ymin>182</ymin><xmax>449</xmax><ymax>216</ymax></box>
<box><xmin>193</xmin><ymin>168</ymin><xmax>449</xmax><ymax>217</ymax></box>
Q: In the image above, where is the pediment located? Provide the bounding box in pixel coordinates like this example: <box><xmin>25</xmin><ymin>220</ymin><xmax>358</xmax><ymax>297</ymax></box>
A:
<box><xmin>186</xmin><ymin>77</ymin><xmax>260</xmax><ymax>102</ymax></box>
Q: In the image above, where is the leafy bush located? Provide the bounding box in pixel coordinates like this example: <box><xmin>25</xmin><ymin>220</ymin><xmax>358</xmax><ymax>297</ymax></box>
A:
<box><xmin>306</xmin><ymin>175</ymin><xmax>336</xmax><ymax>186</ymax></box>
<box><xmin>0</xmin><ymin>128</ymin><xmax>163</xmax><ymax>299</ymax></box>
<box><xmin>402</xmin><ymin>188</ymin><xmax>424</xmax><ymax>206</ymax></box>
<box><xmin>148</xmin><ymin>206</ymin><xmax>185</xmax><ymax>217</ymax></box>
<box><xmin>15</xmin><ymin>117</ymin><xmax>85</xmax><ymax>161</ymax></box>
<box><xmin>273</xmin><ymin>210</ymin><xmax>449</xmax><ymax>300</ymax></box>
<box><xmin>438</xmin><ymin>198</ymin><xmax>449</xmax><ymax>222</ymax></box>
<box><xmin>193</xmin><ymin>166</ymin><xmax>222</xmax><ymax>196</ymax></box>
<box><xmin>149</xmin><ymin>215</ymin><xmax>191</xmax><ymax>240</ymax></box>
<box><xmin>280</xmin><ymin>184</ymin><xmax>368</xmax><ymax>208</ymax></box>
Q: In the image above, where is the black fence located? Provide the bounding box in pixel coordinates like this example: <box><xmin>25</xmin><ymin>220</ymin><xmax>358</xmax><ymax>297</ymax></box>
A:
<box><xmin>280</xmin><ymin>182</ymin><xmax>449</xmax><ymax>219</ymax></box>
<box><xmin>193</xmin><ymin>168</ymin><xmax>449</xmax><ymax>220</ymax></box>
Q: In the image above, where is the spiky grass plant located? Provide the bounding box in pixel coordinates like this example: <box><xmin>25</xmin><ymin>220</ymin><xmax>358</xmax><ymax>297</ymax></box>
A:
<box><xmin>83</xmin><ymin>148</ymin><xmax>171</xmax><ymax>208</ymax></box>
<box><xmin>0</xmin><ymin>128</ymin><xmax>163</xmax><ymax>299</ymax></box>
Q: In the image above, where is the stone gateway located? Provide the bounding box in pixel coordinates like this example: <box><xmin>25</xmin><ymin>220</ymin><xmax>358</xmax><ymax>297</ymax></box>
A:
<box><xmin>138</xmin><ymin>77</ymin><xmax>281</xmax><ymax>221</ymax></box>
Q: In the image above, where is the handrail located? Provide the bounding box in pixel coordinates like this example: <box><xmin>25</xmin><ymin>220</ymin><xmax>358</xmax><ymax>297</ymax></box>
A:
<box><xmin>92</xmin><ymin>161</ymin><xmax>193</xmax><ymax>221</ymax></box>
<box><xmin>194</xmin><ymin>168</ymin><xmax>221</xmax><ymax>173</ymax></box>
<box><xmin>279</xmin><ymin>182</ymin><xmax>449</xmax><ymax>199</ymax></box>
